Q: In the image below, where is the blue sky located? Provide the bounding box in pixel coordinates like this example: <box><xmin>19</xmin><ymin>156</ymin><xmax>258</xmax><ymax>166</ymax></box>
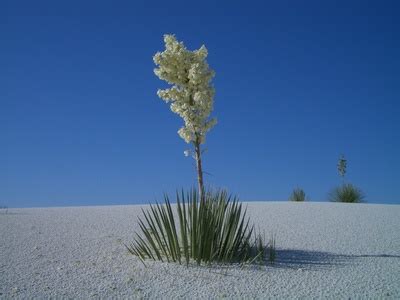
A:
<box><xmin>1</xmin><ymin>1</ymin><xmax>400</xmax><ymax>207</ymax></box>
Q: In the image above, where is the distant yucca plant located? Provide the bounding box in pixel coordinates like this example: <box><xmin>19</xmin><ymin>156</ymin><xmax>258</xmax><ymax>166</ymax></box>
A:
<box><xmin>329</xmin><ymin>183</ymin><xmax>364</xmax><ymax>203</ymax></box>
<box><xmin>126</xmin><ymin>189</ymin><xmax>265</xmax><ymax>266</ymax></box>
<box><xmin>289</xmin><ymin>188</ymin><xmax>306</xmax><ymax>202</ymax></box>
<box><xmin>0</xmin><ymin>205</ymin><xmax>8</xmax><ymax>214</ymax></box>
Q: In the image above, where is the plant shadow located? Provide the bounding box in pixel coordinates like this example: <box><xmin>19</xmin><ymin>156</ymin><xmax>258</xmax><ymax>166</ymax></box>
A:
<box><xmin>0</xmin><ymin>211</ymin><xmax>22</xmax><ymax>215</ymax></box>
<box><xmin>270</xmin><ymin>249</ymin><xmax>400</xmax><ymax>271</ymax></box>
<box><xmin>271</xmin><ymin>249</ymin><xmax>351</xmax><ymax>270</ymax></box>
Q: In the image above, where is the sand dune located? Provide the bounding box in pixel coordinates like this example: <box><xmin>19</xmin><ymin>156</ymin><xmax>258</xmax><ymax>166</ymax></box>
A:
<box><xmin>1</xmin><ymin>202</ymin><xmax>399</xmax><ymax>298</ymax></box>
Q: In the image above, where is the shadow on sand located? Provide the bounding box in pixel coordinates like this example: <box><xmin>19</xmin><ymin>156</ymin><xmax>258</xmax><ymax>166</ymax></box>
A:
<box><xmin>271</xmin><ymin>249</ymin><xmax>400</xmax><ymax>271</ymax></box>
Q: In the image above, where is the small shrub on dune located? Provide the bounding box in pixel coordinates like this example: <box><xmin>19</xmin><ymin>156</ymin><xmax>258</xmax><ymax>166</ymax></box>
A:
<box><xmin>126</xmin><ymin>189</ymin><xmax>267</xmax><ymax>265</ymax></box>
<box><xmin>289</xmin><ymin>188</ymin><xmax>307</xmax><ymax>202</ymax></box>
<box><xmin>0</xmin><ymin>205</ymin><xmax>8</xmax><ymax>214</ymax></box>
<box><xmin>329</xmin><ymin>183</ymin><xmax>365</xmax><ymax>203</ymax></box>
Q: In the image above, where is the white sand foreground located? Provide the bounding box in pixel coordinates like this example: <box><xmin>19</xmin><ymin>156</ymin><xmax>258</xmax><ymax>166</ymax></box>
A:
<box><xmin>1</xmin><ymin>202</ymin><xmax>399</xmax><ymax>299</ymax></box>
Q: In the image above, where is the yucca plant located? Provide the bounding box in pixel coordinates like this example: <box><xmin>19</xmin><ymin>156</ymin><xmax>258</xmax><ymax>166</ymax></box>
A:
<box><xmin>331</xmin><ymin>154</ymin><xmax>365</xmax><ymax>203</ymax></box>
<box><xmin>126</xmin><ymin>189</ymin><xmax>266</xmax><ymax>266</ymax></box>
<box><xmin>329</xmin><ymin>183</ymin><xmax>364</xmax><ymax>203</ymax></box>
<box><xmin>289</xmin><ymin>188</ymin><xmax>306</xmax><ymax>202</ymax></box>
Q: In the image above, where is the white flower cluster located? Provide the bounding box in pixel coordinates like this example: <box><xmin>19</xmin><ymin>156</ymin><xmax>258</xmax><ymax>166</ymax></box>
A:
<box><xmin>154</xmin><ymin>34</ymin><xmax>217</xmax><ymax>144</ymax></box>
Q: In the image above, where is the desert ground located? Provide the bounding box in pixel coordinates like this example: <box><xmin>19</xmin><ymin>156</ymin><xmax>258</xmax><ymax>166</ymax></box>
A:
<box><xmin>1</xmin><ymin>202</ymin><xmax>399</xmax><ymax>298</ymax></box>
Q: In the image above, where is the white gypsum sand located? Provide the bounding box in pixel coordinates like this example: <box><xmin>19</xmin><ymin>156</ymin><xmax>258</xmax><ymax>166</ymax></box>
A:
<box><xmin>0</xmin><ymin>202</ymin><xmax>399</xmax><ymax>298</ymax></box>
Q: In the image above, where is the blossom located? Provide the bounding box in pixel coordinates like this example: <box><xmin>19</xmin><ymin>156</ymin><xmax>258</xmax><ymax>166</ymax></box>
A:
<box><xmin>154</xmin><ymin>34</ymin><xmax>217</xmax><ymax>144</ymax></box>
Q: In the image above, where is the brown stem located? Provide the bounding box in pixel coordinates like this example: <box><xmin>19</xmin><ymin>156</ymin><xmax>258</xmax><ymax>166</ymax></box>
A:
<box><xmin>194</xmin><ymin>139</ymin><xmax>204</xmax><ymax>202</ymax></box>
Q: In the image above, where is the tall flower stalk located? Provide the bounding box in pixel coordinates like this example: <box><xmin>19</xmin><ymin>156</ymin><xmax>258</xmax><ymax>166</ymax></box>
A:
<box><xmin>337</xmin><ymin>154</ymin><xmax>347</xmax><ymax>184</ymax></box>
<box><xmin>153</xmin><ymin>35</ymin><xmax>217</xmax><ymax>200</ymax></box>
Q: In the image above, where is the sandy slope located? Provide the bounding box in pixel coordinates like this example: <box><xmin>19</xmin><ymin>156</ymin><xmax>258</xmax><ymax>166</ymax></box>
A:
<box><xmin>1</xmin><ymin>202</ymin><xmax>399</xmax><ymax>299</ymax></box>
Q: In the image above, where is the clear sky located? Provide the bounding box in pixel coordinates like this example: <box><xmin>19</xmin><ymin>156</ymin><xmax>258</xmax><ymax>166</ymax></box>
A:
<box><xmin>2</xmin><ymin>1</ymin><xmax>400</xmax><ymax>207</ymax></box>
